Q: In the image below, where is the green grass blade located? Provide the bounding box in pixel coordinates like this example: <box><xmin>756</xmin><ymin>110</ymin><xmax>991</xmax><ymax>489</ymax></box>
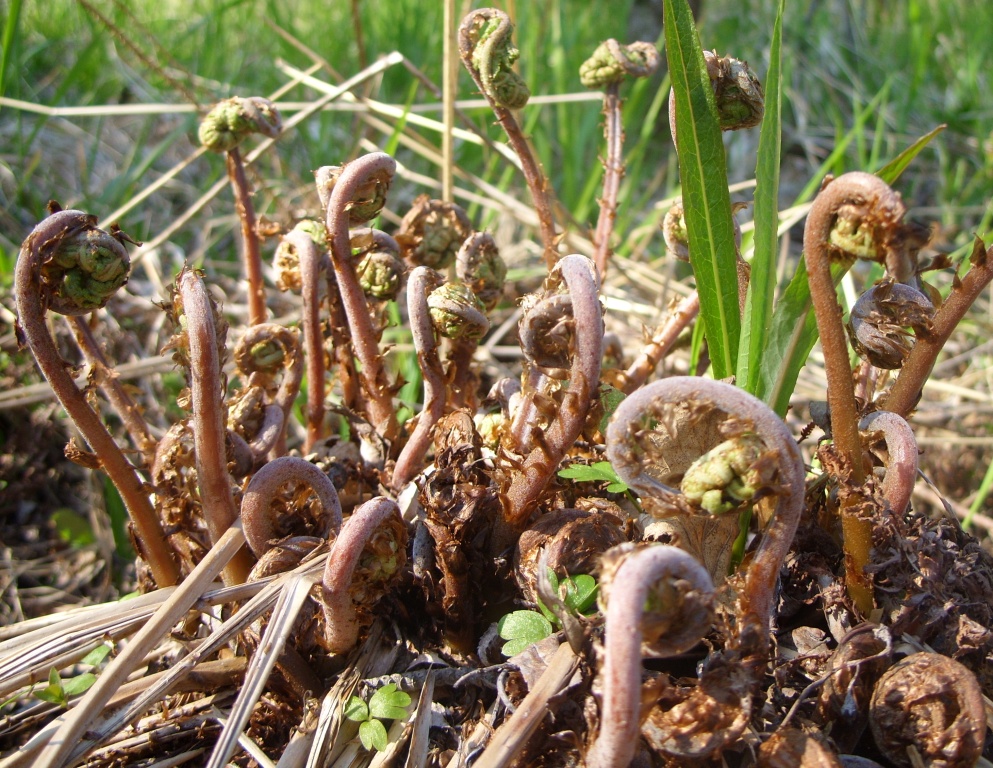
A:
<box><xmin>875</xmin><ymin>124</ymin><xmax>947</xmax><ymax>184</ymax></box>
<box><xmin>757</xmin><ymin>126</ymin><xmax>946</xmax><ymax>415</ymax></box>
<box><xmin>664</xmin><ymin>0</ymin><xmax>740</xmax><ymax>379</ymax></box>
<box><xmin>0</xmin><ymin>0</ymin><xmax>23</xmax><ymax>104</ymax></box>
<box><xmin>737</xmin><ymin>0</ymin><xmax>784</xmax><ymax>394</ymax></box>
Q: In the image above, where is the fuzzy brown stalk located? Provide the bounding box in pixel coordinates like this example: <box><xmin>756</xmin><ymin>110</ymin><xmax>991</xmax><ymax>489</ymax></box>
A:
<box><xmin>321</xmin><ymin>153</ymin><xmax>399</xmax><ymax>440</ymax></box>
<box><xmin>587</xmin><ymin>544</ymin><xmax>715</xmax><ymax>768</ymax></box>
<box><xmin>458</xmin><ymin>8</ymin><xmax>559</xmax><ymax>268</ymax></box>
<box><xmin>882</xmin><ymin>238</ymin><xmax>993</xmax><ymax>417</ymax></box>
<box><xmin>15</xmin><ymin>209</ymin><xmax>178</xmax><ymax>587</ymax></box>
<box><xmin>606</xmin><ymin>377</ymin><xmax>805</xmax><ymax>643</ymax></box>
<box><xmin>621</xmin><ymin>291</ymin><xmax>701</xmax><ymax>394</ymax></box>
<box><xmin>240</xmin><ymin>456</ymin><xmax>343</xmax><ymax>558</ymax></box>
<box><xmin>69</xmin><ymin>315</ymin><xmax>157</xmax><ymax>463</ymax></box>
<box><xmin>392</xmin><ymin>267</ymin><xmax>446</xmax><ymax>490</ymax></box>
<box><xmin>504</xmin><ymin>255</ymin><xmax>603</xmax><ymax>528</ymax></box>
<box><xmin>179</xmin><ymin>269</ymin><xmax>253</xmax><ymax>584</ymax></box>
<box><xmin>803</xmin><ymin>171</ymin><xmax>908</xmax><ymax>613</ymax></box>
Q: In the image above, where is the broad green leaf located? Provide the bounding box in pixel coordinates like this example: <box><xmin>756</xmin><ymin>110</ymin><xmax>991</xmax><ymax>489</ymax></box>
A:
<box><xmin>368</xmin><ymin>683</ymin><xmax>411</xmax><ymax>721</ymax></box>
<box><xmin>664</xmin><ymin>0</ymin><xmax>740</xmax><ymax>379</ymax></box>
<box><xmin>33</xmin><ymin>669</ymin><xmax>67</xmax><ymax>706</ymax></box>
<box><xmin>344</xmin><ymin>695</ymin><xmax>370</xmax><ymax>723</ymax></box>
<box><xmin>359</xmin><ymin>718</ymin><xmax>389</xmax><ymax>752</ymax></box>
<box><xmin>757</xmin><ymin>126</ymin><xmax>946</xmax><ymax>415</ymax></box>
<box><xmin>497</xmin><ymin>610</ymin><xmax>553</xmax><ymax>656</ymax></box>
<box><xmin>61</xmin><ymin>673</ymin><xmax>97</xmax><ymax>697</ymax></box>
<box><xmin>737</xmin><ymin>0</ymin><xmax>785</xmax><ymax>394</ymax></box>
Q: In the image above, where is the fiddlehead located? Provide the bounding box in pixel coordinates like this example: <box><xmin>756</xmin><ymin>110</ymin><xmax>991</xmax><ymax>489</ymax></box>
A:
<box><xmin>459</xmin><ymin>8</ymin><xmax>559</xmax><ymax>268</ymax></box>
<box><xmin>396</xmin><ymin>196</ymin><xmax>472</xmax><ymax>271</ymax></box>
<box><xmin>240</xmin><ymin>456</ymin><xmax>342</xmax><ymax>559</ymax></box>
<box><xmin>319</xmin><ymin>152</ymin><xmax>399</xmax><ymax>440</ymax></box>
<box><xmin>200</xmin><ymin>96</ymin><xmax>283</xmax><ymax>326</ymax></box>
<box><xmin>581</xmin><ymin>39</ymin><xmax>661</xmax><ymax>278</ymax></box>
<box><xmin>459</xmin><ymin>8</ymin><xmax>530</xmax><ymax>110</ymax></box>
<box><xmin>277</xmin><ymin>222</ymin><xmax>329</xmax><ymax>451</ymax></box>
<box><xmin>177</xmin><ymin>268</ymin><xmax>253</xmax><ymax>584</ymax></box>
<box><xmin>391</xmin><ymin>266</ymin><xmax>446</xmax><ymax>491</ymax></box>
<box><xmin>320</xmin><ymin>497</ymin><xmax>408</xmax><ymax>654</ymax></box>
<box><xmin>803</xmin><ymin>171</ymin><xmax>915</xmax><ymax>612</ymax></box>
<box><xmin>502</xmin><ymin>254</ymin><xmax>603</xmax><ymax>529</ymax></box>
<box><xmin>15</xmin><ymin>207</ymin><xmax>179</xmax><ymax>587</ymax></box>
<box><xmin>586</xmin><ymin>543</ymin><xmax>715</xmax><ymax>768</ymax></box>
<box><xmin>198</xmin><ymin>96</ymin><xmax>282</xmax><ymax>153</ymax></box>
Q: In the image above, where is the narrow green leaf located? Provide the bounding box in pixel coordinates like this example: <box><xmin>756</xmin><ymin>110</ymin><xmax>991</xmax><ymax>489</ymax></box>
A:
<box><xmin>737</xmin><ymin>0</ymin><xmax>784</xmax><ymax>394</ymax></box>
<box><xmin>875</xmin><ymin>124</ymin><xmax>947</xmax><ymax>185</ymax></box>
<box><xmin>359</xmin><ymin>718</ymin><xmax>389</xmax><ymax>752</ymax></box>
<box><xmin>664</xmin><ymin>0</ymin><xmax>740</xmax><ymax>378</ymax></box>
<box><xmin>756</xmin><ymin>127</ymin><xmax>945</xmax><ymax>415</ymax></box>
<box><xmin>80</xmin><ymin>643</ymin><xmax>112</xmax><ymax>667</ymax></box>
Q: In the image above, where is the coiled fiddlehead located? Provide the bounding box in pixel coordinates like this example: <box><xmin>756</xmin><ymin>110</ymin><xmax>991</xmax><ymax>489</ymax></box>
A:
<box><xmin>15</xmin><ymin>207</ymin><xmax>179</xmax><ymax>587</ymax></box>
<box><xmin>459</xmin><ymin>9</ymin><xmax>530</xmax><ymax>110</ymax></box>
<box><xmin>200</xmin><ymin>96</ymin><xmax>283</xmax><ymax>326</ymax></box>
<box><xmin>319</xmin><ymin>153</ymin><xmax>399</xmax><ymax>440</ymax></box>
<box><xmin>581</xmin><ymin>40</ymin><xmax>661</xmax><ymax>278</ymax></box>
<box><xmin>459</xmin><ymin>8</ymin><xmax>559</xmax><ymax>268</ymax></box>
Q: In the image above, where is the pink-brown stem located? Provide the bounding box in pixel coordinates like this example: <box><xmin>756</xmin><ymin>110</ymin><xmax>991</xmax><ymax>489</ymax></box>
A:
<box><xmin>282</xmin><ymin>228</ymin><xmax>329</xmax><ymax>452</ymax></box>
<box><xmin>621</xmin><ymin>291</ymin><xmax>701</xmax><ymax>394</ymax></box>
<box><xmin>859</xmin><ymin>411</ymin><xmax>918</xmax><ymax>516</ymax></box>
<box><xmin>882</xmin><ymin>239</ymin><xmax>993</xmax><ymax>417</ymax></box>
<box><xmin>606</xmin><ymin>377</ymin><xmax>805</xmax><ymax>642</ymax></box>
<box><xmin>392</xmin><ymin>267</ymin><xmax>446</xmax><ymax>490</ymax></box>
<box><xmin>226</xmin><ymin>146</ymin><xmax>268</xmax><ymax>326</ymax></box>
<box><xmin>179</xmin><ymin>269</ymin><xmax>253</xmax><ymax>584</ymax></box>
<box><xmin>240</xmin><ymin>456</ymin><xmax>343</xmax><ymax>558</ymax></box>
<box><xmin>587</xmin><ymin>544</ymin><xmax>715</xmax><ymax>768</ymax></box>
<box><xmin>69</xmin><ymin>315</ymin><xmax>157</xmax><ymax>463</ymax></box>
<box><xmin>504</xmin><ymin>255</ymin><xmax>603</xmax><ymax>528</ymax></box>
<box><xmin>321</xmin><ymin>496</ymin><xmax>402</xmax><ymax>654</ymax></box>
<box><xmin>322</xmin><ymin>153</ymin><xmax>399</xmax><ymax>440</ymax></box>
<box><xmin>15</xmin><ymin>209</ymin><xmax>178</xmax><ymax>587</ymax></box>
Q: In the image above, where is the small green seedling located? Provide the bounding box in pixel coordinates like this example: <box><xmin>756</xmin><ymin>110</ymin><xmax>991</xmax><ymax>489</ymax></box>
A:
<box><xmin>344</xmin><ymin>682</ymin><xmax>412</xmax><ymax>752</ymax></box>
<box><xmin>557</xmin><ymin>460</ymin><xmax>644</xmax><ymax>514</ymax></box>
<box><xmin>557</xmin><ymin>461</ymin><xmax>629</xmax><ymax>493</ymax></box>
<box><xmin>497</xmin><ymin>571</ymin><xmax>599</xmax><ymax>656</ymax></box>
<box><xmin>32</xmin><ymin>643</ymin><xmax>112</xmax><ymax>707</ymax></box>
